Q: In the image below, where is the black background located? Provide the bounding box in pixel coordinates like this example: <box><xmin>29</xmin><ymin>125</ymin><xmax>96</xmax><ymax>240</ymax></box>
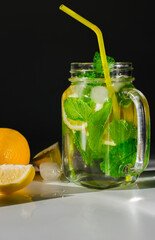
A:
<box><xmin>0</xmin><ymin>0</ymin><xmax>154</xmax><ymax>159</ymax></box>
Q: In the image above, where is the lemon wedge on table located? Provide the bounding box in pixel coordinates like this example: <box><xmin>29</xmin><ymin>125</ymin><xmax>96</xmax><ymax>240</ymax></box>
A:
<box><xmin>0</xmin><ymin>164</ymin><xmax>35</xmax><ymax>194</ymax></box>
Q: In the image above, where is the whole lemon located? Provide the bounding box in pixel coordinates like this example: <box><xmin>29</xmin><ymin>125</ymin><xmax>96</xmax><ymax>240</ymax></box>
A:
<box><xmin>0</xmin><ymin>128</ymin><xmax>30</xmax><ymax>165</ymax></box>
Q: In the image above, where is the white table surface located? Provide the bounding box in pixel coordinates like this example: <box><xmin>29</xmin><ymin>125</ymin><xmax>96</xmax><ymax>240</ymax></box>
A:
<box><xmin>1</xmin><ymin>163</ymin><xmax>155</xmax><ymax>240</ymax></box>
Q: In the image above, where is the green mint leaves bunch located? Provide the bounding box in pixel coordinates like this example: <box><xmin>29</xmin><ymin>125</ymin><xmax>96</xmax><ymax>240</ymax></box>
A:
<box><xmin>77</xmin><ymin>52</ymin><xmax>115</xmax><ymax>79</ymax></box>
<box><xmin>63</xmin><ymin>95</ymin><xmax>137</xmax><ymax>178</ymax></box>
<box><xmin>93</xmin><ymin>52</ymin><xmax>115</xmax><ymax>78</ymax></box>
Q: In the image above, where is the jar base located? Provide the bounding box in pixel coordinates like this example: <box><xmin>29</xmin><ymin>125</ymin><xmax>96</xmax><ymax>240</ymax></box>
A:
<box><xmin>67</xmin><ymin>173</ymin><xmax>137</xmax><ymax>189</ymax></box>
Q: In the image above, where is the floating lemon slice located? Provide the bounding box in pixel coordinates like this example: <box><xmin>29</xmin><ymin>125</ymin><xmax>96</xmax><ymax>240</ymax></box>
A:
<box><xmin>62</xmin><ymin>88</ymin><xmax>87</xmax><ymax>131</ymax></box>
<box><xmin>62</xmin><ymin>109</ymin><xmax>87</xmax><ymax>131</ymax></box>
<box><xmin>0</xmin><ymin>164</ymin><xmax>35</xmax><ymax>194</ymax></box>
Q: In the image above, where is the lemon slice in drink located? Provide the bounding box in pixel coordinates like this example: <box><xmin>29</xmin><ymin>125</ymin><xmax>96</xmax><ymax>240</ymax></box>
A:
<box><xmin>62</xmin><ymin>109</ymin><xmax>87</xmax><ymax>131</ymax></box>
<box><xmin>62</xmin><ymin>88</ymin><xmax>87</xmax><ymax>131</ymax></box>
<box><xmin>0</xmin><ymin>164</ymin><xmax>35</xmax><ymax>193</ymax></box>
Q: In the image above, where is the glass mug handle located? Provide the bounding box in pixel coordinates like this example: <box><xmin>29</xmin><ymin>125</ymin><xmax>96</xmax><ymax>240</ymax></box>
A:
<box><xmin>122</xmin><ymin>88</ymin><xmax>150</xmax><ymax>175</ymax></box>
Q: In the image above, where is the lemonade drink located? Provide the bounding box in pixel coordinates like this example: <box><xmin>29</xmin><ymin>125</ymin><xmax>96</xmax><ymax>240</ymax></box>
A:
<box><xmin>60</xmin><ymin>5</ymin><xmax>150</xmax><ymax>188</ymax></box>
<box><xmin>62</xmin><ymin>59</ymin><xmax>150</xmax><ymax>189</ymax></box>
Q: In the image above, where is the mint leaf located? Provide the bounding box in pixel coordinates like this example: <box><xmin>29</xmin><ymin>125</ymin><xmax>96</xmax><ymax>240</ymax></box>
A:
<box><xmin>73</xmin><ymin>131</ymin><xmax>93</xmax><ymax>165</ymax></box>
<box><xmin>100</xmin><ymin>138</ymin><xmax>137</xmax><ymax>177</ymax></box>
<box><xmin>73</xmin><ymin>131</ymin><xmax>105</xmax><ymax>166</ymax></box>
<box><xmin>88</xmin><ymin>98</ymin><xmax>112</xmax><ymax>153</ymax></box>
<box><xmin>74</xmin><ymin>52</ymin><xmax>115</xmax><ymax>79</ymax></box>
<box><xmin>73</xmin><ymin>131</ymin><xmax>88</xmax><ymax>162</ymax></box>
<box><xmin>93</xmin><ymin>52</ymin><xmax>115</xmax><ymax>77</ymax></box>
<box><xmin>64</xmin><ymin>97</ymin><xmax>92</xmax><ymax>121</ymax></box>
<box><xmin>116</xmin><ymin>83</ymin><xmax>133</xmax><ymax>108</ymax></box>
<box><xmin>81</xmin><ymin>85</ymin><xmax>96</xmax><ymax>107</ymax></box>
<box><xmin>107</xmin><ymin>119</ymin><xmax>137</xmax><ymax>145</ymax></box>
<box><xmin>77</xmin><ymin>72</ymin><xmax>96</xmax><ymax>78</ymax></box>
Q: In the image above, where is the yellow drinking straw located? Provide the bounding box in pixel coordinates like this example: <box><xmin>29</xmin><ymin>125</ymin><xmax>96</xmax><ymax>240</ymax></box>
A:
<box><xmin>59</xmin><ymin>4</ymin><xmax>119</xmax><ymax>119</ymax></box>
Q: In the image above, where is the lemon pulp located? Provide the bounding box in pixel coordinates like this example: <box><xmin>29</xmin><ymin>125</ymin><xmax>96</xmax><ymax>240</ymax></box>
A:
<box><xmin>0</xmin><ymin>164</ymin><xmax>35</xmax><ymax>193</ymax></box>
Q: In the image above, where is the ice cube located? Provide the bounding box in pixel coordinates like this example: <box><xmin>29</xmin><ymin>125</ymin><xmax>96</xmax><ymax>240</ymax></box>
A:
<box><xmin>91</xmin><ymin>86</ymin><xmax>108</xmax><ymax>104</ymax></box>
<box><xmin>40</xmin><ymin>162</ymin><xmax>61</xmax><ymax>181</ymax></box>
<box><xmin>112</xmin><ymin>81</ymin><xmax>125</xmax><ymax>92</ymax></box>
<box><xmin>74</xmin><ymin>82</ymin><xmax>86</xmax><ymax>98</ymax></box>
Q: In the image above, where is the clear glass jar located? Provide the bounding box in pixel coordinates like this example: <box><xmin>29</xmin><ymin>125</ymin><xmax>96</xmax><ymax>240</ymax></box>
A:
<box><xmin>62</xmin><ymin>62</ymin><xmax>150</xmax><ymax>189</ymax></box>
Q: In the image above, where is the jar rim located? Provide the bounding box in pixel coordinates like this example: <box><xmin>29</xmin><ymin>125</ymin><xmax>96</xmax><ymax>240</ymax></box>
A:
<box><xmin>69</xmin><ymin>62</ymin><xmax>134</xmax><ymax>82</ymax></box>
<box><xmin>70</xmin><ymin>62</ymin><xmax>133</xmax><ymax>70</ymax></box>
<box><xmin>71</xmin><ymin>62</ymin><xmax>132</xmax><ymax>65</ymax></box>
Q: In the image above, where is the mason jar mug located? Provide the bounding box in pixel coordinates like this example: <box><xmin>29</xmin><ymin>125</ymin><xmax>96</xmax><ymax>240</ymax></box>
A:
<box><xmin>62</xmin><ymin>62</ymin><xmax>150</xmax><ymax>189</ymax></box>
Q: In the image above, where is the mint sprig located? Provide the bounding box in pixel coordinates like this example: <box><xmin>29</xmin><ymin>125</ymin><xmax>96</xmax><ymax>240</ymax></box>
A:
<box><xmin>100</xmin><ymin>138</ymin><xmax>137</xmax><ymax>178</ymax></box>
<box><xmin>73</xmin><ymin>130</ymin><xmax>106</xmax><ymax>166</ymax></box>
<box><xmin>93</xmin><ymin>52</ymin><xmax>115</xmax><ymax>77</ymax></box>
